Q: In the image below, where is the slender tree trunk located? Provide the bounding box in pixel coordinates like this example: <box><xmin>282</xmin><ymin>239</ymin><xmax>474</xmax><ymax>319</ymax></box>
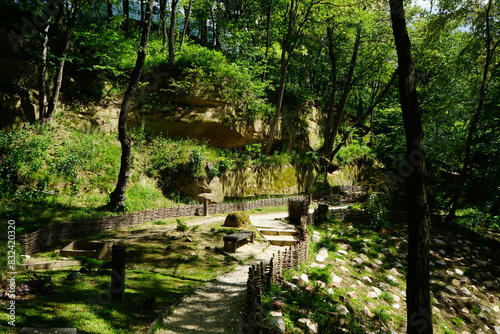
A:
<box><xmin>329</xmin><ymin>68</ymin><xmax>398</xmax><ymax>159</ymax></box>
<box><xmin>45</xmin><ymin>0</ymin><xmax>80</xmax><ymax>123</ymax></box>
<box><xmin>179</xmin><ymin>0</ymin><xmax>192</xmax><ymax>52</ymax></box>
<box><xmin>38</xmin><ymin>22</ymin><xmax>50</xmax><ymax>120</ymax></box>
<box><xmin>443</xmin><ymin>0</ymin><xmax>497</xmax><ymax>226</ymax></box>
<box><xmin>123</xmin><ymin>0</ymin><xmax>130</xmax><ymax>34</ymax></box>
<box><xmin>159</xmin><ymin>0</ymin><xmax>167</xmax><ymax>46</ymax></box>
<box><xmin>390</xmin><ymin>1</ymin><xmax>433</xmax><ymax>333</ymax></box>
<box><xmin>107</xmin><ymin>1</ymin><xmax>113</xmax><ymax>21</ymax></box>
<box><xmin>323</xmin><ymin>25</ymin><xmax>361</xmax><ymax>159</ymax></box>
<box><xmin>109</xmin><ymin>0</ymin><xmax>154</xmax><ymax>212</ymax></box>
<box><xmin>262</xmin><ymin>0</ymin><xmax>273</xmax><ymax>82</ymax></box>
<box><xmin>168</xmin><ymin>0</ymin><xmax>179</xmax><ymax>64</ymax></box>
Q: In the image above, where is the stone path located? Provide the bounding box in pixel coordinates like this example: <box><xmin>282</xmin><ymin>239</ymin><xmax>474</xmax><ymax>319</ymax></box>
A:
<box><xmin>153</xmin><ymin>212</ymin><xmax>291</xmax><ymax>334</ymax></box>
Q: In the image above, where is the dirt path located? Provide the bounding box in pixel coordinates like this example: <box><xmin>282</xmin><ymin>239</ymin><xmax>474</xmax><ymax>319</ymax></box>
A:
<box><xmin>153</xmin><ymin>213</ymin><xmax>289</xmax><ymax>334</ymax></box>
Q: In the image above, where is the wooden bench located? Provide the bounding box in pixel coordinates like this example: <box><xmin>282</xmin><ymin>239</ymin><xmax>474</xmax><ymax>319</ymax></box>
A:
<box><xmin>223</xmin><ymin>231</ymin><xmax>254</xmax><ymax>253</ymax></box>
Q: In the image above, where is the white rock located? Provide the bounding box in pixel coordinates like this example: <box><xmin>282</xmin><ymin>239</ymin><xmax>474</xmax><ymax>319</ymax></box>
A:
<box><xmin>436</xmin><ymin>260</ymin><xmax>446</xmax><ymax>266</ymax></box>
<box><xmin>331</xmin><ymin>274</ymin><xmax>343</xmax><ymax>284</ymax></box>
<box><xmin>361</xmin><ymin>276</ymin><xmax>373</xmax><ymax>284</ymax></box>
<box><xmin>352</xmin><ymin>257</ymin><xmax>364</xmax><ymax>264</ymax></box>
<box><xmin>460</xmin><ymin>287</ymin><xmax>472</xmax><ymax>296</ymax></box>
<box><xmin>337</xmin><ymin>250</ymin><xmax>348</xmax><ymax>256</ymax></box>
<box><xmin>374</xmin><ymin>259</ymin><xmax>383</xmax><ymax>265</ymax></box>
<box><xmin>297</xmin><ymin>318</ymin><xmax>318</xmax><ymax>334</ymax></box>
<box><xmin>269</xmin><ymin>312</ymin><xmax>286</xmax><ymax>333</ymax></box>
<box><xmin>455</xmin><ymin>268</ymin><xmax>464</xmax><ymax>276</ymax></box>
<box><xmin>318</xmin><ymin>247</ymin><xmax>329</xmax><ymax>257</ymax></box>
<box><xmin>300</xmin><ymin>274</ymin><xmax>309</xmax><ymax>285</ymax></box>
<box><xmin>327</xmin><ymin>288</ymin><xmax>334</xmax><ymax>295</ymax></box>
<box><xmin>347</xmin><ymin>291</ymin><xmax>358</xmax><ymax>299</ymax></box>
<box><xmin>367</xmin><ymin>291</ymin><xmax>379</xmax><ymax>298</ymax></box>
<box><xmin>315</xmin><ymin>254</ymin><xmax>326</xmax><ymax>262</ymax></box>
<box><xmin>386</xmin><ymin>274</ymin><xmax>398</xmax><ymax>284</ymax></box>
<box><xmin>363</xmin><ymin>306</ymin><xmax>374</xmax><ymax>318</ymax></box>
<box><xmin>494</xmin><ymin>326</ymin><xmax>500</xmax><ymax>334</ymax></box>
<box><xmin>392</xmin><ymin>294</ymin><xmax>401</xmax><ymax>302</ymax></box>
<box><xmin>312</xmin><ymin>235</ymin><xmax>321</xmax><ymax>243</ymax></box>
<box><xmin>336</xmin><ymin>304</ymin><xmax>350</xmax><ymax>315</ymax></box>
<box><xmin>379</xmin><ymin>283</ymin><xmax>389</xmax><ymax>291</ymax></box>
<box><xmin>392</xmin><ymin>303</ymin><xmax>401</xmax><ymax>309</ymax></box>
<box><xmin>339</xmin><ymin>265</ymin><xmax>350</xmax><ymax>273</ymax></box>
<box><xmin>389</xmin><ymin>268</ymin><xmax>400</xmax><ymax>275</ymax></box>
<box><xmin>492</xmin><ymin>305</ymin><xmax>499</xmax><ymax>313</ymax></box>
<box><xmin>372</xmin><ymin>287</ymin><xmax>382</xmax><ymax>297</ymax></box>
<box><xmin>310</xmin><ymin>263</ymin><xmax>326</xmax><ymax>269</ymax></box>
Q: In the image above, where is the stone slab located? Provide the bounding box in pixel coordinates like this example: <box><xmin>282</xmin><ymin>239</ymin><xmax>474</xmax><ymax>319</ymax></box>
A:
<box><xmin>19</xmin><ymin>328</ymin><xmax>77</xmax><ymax>334</ymax></box>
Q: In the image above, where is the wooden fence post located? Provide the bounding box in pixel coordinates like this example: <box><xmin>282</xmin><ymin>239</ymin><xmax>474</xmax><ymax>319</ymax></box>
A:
<box><xmin>110</xmin><ymin>245</ymin><xmax>126</xmax><ymax>302</ymax></box>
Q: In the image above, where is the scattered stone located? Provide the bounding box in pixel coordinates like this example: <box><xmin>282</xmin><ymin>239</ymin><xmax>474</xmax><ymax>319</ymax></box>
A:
<box><xmin>470</xmin><ymin>285</ymin><xmax>479</xmax><ymax>293</ymax></box>
<box><xmin>363</xmin><ymin>306</ymin><xmax>374</xmax><ymax>318</ymax></box>
<box><xmin>185</xmin><ymin>236</ymin><xmax>193</xmax><ymax>242</ymax></box>
<box><xmin>400</xmin><ymin>290</ymin><xmax>406</xmax><ymax>297</ymax></box>
<box><xmin>360</xmin><ymin>247</ymin><xmax>369</xmax><ymax>254</ymax></box>
<box><xmin>282</xmin><ymin>281</ymin><xmax>299</xmax><ymax>291</ymax></box>
<box><xmin>392</xmin><ymin>294</ymin><xmax>401</xmax><ymax>303</ymax></box>
<box><xmin>492</xmin><ymin>305</ymin><xmax>499</xmax><ymax>313</ymax></box>
<box><xmin>336</xmin><ymin>304</ymin><xmax>350</xmax><ymax>315</ymax></box>
<box><xmin>340</xmin><ymin>295</ymin><xmax>350</xmax><ymax>304</ymax></box>
<box><xmin>310</xmin><ymin>263</ymin><xmax>326</xmax><ymax>269</ymax></box>
<box><xmin>374</xmin><ymin>259</ymin><xmax>383</xmax><ymax>265</ymax></box>
<box><xmin>386</xmin><ymin>274</ymin><xmax>398</xmax><ymax>284</ymax></box>
<box><xmin>372</xmin><ymin>287</ymin><xmax>382</xmax><ymax>297</ymax></box>
<box><xmin>452</xmin><ymin>279</ymin><xmax>461</xmax><ymax>286</ymax></box>
<box><xmin>436</xmin><ymin>260</ymin><xmax>446</xmax><ymax>266</ymax></box>
<box><xmin>364</xmin><ymin>266</ymin><xmax>373</xmax><ymax>273</ymax></box>
<box><xmin>352</xmin><ymin>257</ymin><xmax>364</xmax><ymax>265</ymax></box>
<box><xmin>339</xmin><ymin>265</ymin><xmax>350</xmax><ymax>273</ymax></box>
<box><xmin>494</xmin><ymin>326</ymin><xmax>500</xmax><ymax>334</ymax></box>
<box><xmin>459</xmin><ymin>287</ymin><xmax>472</xmax><ymax>296</ymax></box>
<box><xmin>315</xmin><ymin>280</ymin><xmax>326</xmax><ymax>288</ymax></box>
<box><xmin>337</xmin><ymin>250</ymin><xmax>348</xmax><ymax>256</ymax></box>
<box><xmin>392</xmin><ymin>303</ymin><xmax>400</xmax><ymax>309</ymax></box>
<box><xmin>318</xmin><ymin>247</ymin><xmax>328</xmax><ymax>257</ymax></box>
<box><xmin>389</xmin><ymin>268</ymin><xmax>400</xmax><ymax>275</ymax></box>
<box><xmin>460</xmin><ymin>307</ymin><xmax>469</xmax><ymax>314</ymax></box>
<box><xmin>432</xmin><ymin>306</ymin><xmax>440</xmax><ymax>314</ymax></box>
<box><xmin>312</xmin><ymin>235</ymin><xmax>321</xmax><ymax>243</ymax></box>
<box><xmin>270</xmin><ymin>298</ymin><xmax>286</xmax><ymax>310</ymax></box>
<box><xmin>269</xmin><ymin>311</ymin><xmax>286</xmax><ymax>333</ymax></box>
<box><xmin>446</xmin><ymin>270</ymin><xmax>454</xmax><ymax>276</ymax></box>
<box><xmin>439</xmin><ymin>249</ymin><xmax>446</xmax><ymax>255</ymax></box>
<box><xmin>297</xmin><ymin>318</ymin><xmax>318</xmax><ymax>334</ymax></box>
<box><xmin>381</xmin><ymin>248</ymin><xmax>390</xmax><ymax>253</ymax></box>
<box><xmin>327</xmin><ymin>288</ymin><xmax>334</xmax><ymax>295</ymax></box>
<box><xmin>478</xmin><ymin>260</ymin><xmax>489</xmax><ymax>266</ymax></box>
<box><xmin>370</xmin><ymin>263</ymin><xmax>382</xmax><ymax>271</ymax></box>
<box><xmin>315</xmin><ymin>254</ymin><xmax>326</xmax><ymax>262</ymax></box>
<box><xmin>379</xmin><ymin>283</ymin><xmax>389</xmax><ymax>291</ymax></box>
<box><xmin>486</xmin><ymin>293</ymin><xmax>496</xmax><ymax>303</ymax></box>
<box><xmin>347</xmin><ymin>291</ymin><xmax>357</xmax><ymax>299</ymax></box>
<box><xmin>334</xmin><ymin>258</ymin><xmax>346</xmax><ymax>264</ymax></box>
<box><xmin>394</xmin><ymin>262</ymin><xmax>404</xmax><ymax>268</ymax></box>
<box><xmin>361</xmin><ymin>276</ymin><xmax>373</xmax><ymax>284</ymax></box>
<box><xmin>340</xmin><ymin>244</ymin><xmax>351</xmax><ymax>250</ymax></box>
<box><xmin>300</xmin><ymin>274</ymin><xmax>310</xmax><ymax>285</ymax></box>
<box><xmin>445</xmin><ymin>286</ymin><xmax>457</xmax><ymax>294</ymax></box>
<box><xmin>331</xmin><ymin>274</ymin><xmax>343</xmax><ymax>285</ymax></box>
<box><xmin>356</xmin><ymin>280</ymin><xmax>363</xmax><ymax>286</ymax></box>
<box><xmin>483</xmin><ymin>280</ymin><xmax>494</xmax><ymax>287</ymax></box>
<box><xmin>433</xmin><ymin>238</ymin><xmax>446</xmax><ymax>246</ymax></box>
<box><xmin>454</xmin><ymin>268</ymin><xmax>464</xmax><ymax>275</ymax></box>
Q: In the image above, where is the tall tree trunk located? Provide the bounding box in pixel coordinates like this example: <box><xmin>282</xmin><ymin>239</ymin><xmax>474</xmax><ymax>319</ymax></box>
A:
<box><xmin>38</xmin><ymin>22</ymin><xmax>50</xmax><ymax>120</ymax></box>
<box><xmin>390</xmin><ymin>1</ymin><xmax>433</xmax><ymax>333</ymax></box>
<box><xmin>107</xmin><ymin>1</ymin><xmax>113</xmax><ymax>21</ymax></box>
<box><xmin>323</xmin><ymin>25</ymin><xmax>361</xmax><ymax>159</ymax></box>
<box><xmin>159</xmin><ymin>0</ymin><xmax>167</xmax><ymax>46</ymax></box>
<box><xmin>109</xmin><ymin>0</ymin><xmax>154</xmax><ymax>212</ymax></box>
<box><xmin>179</xmin><ymin>0</ymin><xmax>193</xmax><ymax>52</ymax></box>
<box><xmin>168</xmin><ymin>0</ymin><xmax>179</xmax><ymax>64</ymax></box>
<box><xmin>443</xmin><ymin>0</ymin><xmax>497</xmax><ymax>226</ymax></box>
<box><xmin>45</xmin><ymin>0</ymin><xmax>80</xmax><ymax>123</ymax></box>
<box><xmin>262</xmin><ymin>0</ymin><xmax>273</xmax><ymax>82</ymax></box>
<box><xmin>123</xmin><ymin>0</ymin><xmax>130</xmax><ymax>34</ymax></box>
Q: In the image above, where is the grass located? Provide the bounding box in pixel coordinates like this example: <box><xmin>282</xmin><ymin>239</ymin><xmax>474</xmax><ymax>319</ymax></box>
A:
<box><xmin>0</xmin><ymin>218</ymin><xmax>248</xmax><ymax>333</ymax></box>
<box><xmin>261</xmin><ymin>214</ymin><xmax>500</xmax><ymax>334</ymax></box>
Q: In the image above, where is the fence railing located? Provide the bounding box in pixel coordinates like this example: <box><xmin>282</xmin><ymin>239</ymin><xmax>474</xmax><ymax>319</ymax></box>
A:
<box><xmin>18</xmin><ymin>195</ymin><xmax>309</xmax><ymax>255</ymax></box>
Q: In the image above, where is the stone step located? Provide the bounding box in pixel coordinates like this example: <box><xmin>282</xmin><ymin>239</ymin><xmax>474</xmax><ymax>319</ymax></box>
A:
<box><xmin>267</xmin><ymin>239</ymin><xmax>299</xmax><ymax>246</ymax></box>
<box><xmin>258</xmin><ymin>229</ymin><xmax>298</xmax><ymax>236</ymax></box>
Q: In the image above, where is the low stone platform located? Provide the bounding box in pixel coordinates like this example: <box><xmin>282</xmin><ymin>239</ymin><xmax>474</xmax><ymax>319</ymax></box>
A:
<box><xmin>18</xmin><ymin>328</ymin><xmax>77</xmax><ymax>334</ymax></box>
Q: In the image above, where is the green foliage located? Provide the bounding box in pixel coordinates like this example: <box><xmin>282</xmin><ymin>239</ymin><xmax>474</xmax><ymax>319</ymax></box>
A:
<box><xmin>450</xmin><ymin>316</ymin><xmax>464</xmax><ymax>327</ymax></box>
<box><xmin>176</xmin><ymin>220</ymin><xmax>189</xmax><ymax>233</ymax></box>
<box><xmin>365</xmin><ymin>193</ymin><xmax>389</xmax><ymax>229</ymax></box>
<box><xmin>174</xmin><ymin>44</ymin><xmax>272</xmax><ymax>121</ymax></box>
<box><xmin>308</xmin><ymin>267</ymin><xmax>331</xmax><ymax>284</ymax></box>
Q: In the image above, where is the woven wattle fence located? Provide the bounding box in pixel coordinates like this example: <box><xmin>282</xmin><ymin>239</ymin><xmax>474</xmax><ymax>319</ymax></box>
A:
<box><xmin>18</xmin><ymin>195</ymin><xmax>309</xmax><ymax>255</ymax></box>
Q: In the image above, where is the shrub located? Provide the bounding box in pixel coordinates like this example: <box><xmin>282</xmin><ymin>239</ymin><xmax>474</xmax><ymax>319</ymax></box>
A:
<box><xmin>224</xmin><ymin>211</ymin><xmax>251</xmax><ymax>228</ymax></box>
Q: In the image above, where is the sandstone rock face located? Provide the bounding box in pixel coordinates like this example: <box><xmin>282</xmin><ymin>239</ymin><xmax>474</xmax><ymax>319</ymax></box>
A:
<box><xmin>220</xmin><ymin>165</ymin><xmax>314</xmax><ymax>198</ymax></box>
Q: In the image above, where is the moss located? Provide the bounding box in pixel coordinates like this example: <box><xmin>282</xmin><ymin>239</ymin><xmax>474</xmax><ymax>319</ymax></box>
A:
<box><xmin>224</xmin><ymin>211</ymin><xmax>251</xmax><ymax>228</ymax></box>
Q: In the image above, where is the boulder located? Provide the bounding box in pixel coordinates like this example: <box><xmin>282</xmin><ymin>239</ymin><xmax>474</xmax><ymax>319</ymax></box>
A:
<box><xmin>223</xmin><ymin>211</ymin><xmax>251</xmax><ymax>228</ymax></box>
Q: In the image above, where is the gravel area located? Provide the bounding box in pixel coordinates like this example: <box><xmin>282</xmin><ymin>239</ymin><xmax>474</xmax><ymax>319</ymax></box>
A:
<box><xmin>154</xmin><ymin>213</ymin><xmax>288</xmax><ymax>334</ymax></box>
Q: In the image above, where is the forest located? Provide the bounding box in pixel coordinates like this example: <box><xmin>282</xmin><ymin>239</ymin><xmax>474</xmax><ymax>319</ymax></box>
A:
<box><xmin>0</xmin><ymin>0</ymin><xmax>499</xmax><ymax>333</ymax></box>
